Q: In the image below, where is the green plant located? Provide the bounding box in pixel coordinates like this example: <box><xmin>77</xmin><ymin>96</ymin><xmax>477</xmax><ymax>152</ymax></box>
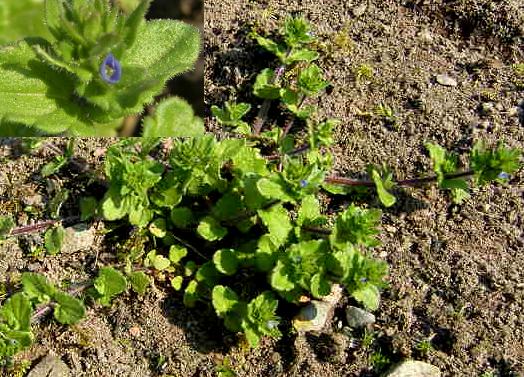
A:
<box><xmin>43</xmin><ymin>224</ymin><xmax>66</xmax><ymax>255</ymax></box>
<box><xmin>0</xmin><ymin>0</ymin><xmax>200</xmax><ymax>136</ymax></box>
<box><xmin>361</xmin><ymin>328</ymin><xmax>375</xmax><ymax>349</ymax></box>
<box><xmin>0</xmin><ymin>273</ymin><xmax>85</xmax><ymax>364</ymax></box>
<box><xmin>355</xmin><ymin>64</ymin><xmax>374</xmax><ymax>82</ymax></box>
<box><xmin>40</xmin><ymin>140</ymin><xmax>75</xmax><ymax>177</ymax></box>
<box><xmin>96</xmin><ymin>135</ymin><xmax>388</xmax><ymax>347</ymax></box>
<box><xmin>0</xmin><ymin>16</ymin><xmax>521</xmax><ymax>360</ymax></box>
<box><xmin>374</xmin><ymin>103</ymin><xmax>397</xmax><ymax>126</ymax></box>
<box><xmin>415</xmin><ymin>338</ymin><xmax>434</xmax><ymax>356</ymax></box>
<box><xmin>216</xmin><ymin>357</ymin><xmax>237</xmax><ymax>377</ymax></box>
<box><xmin>479</xmin><ymin>371</ymin><xmax>495</xmax><ymax>377</ymax></box>
<box><xmin>369</xmin><ymin>350</ymin><xmax>391</xmax><ymax>372</ymax></box>
<box><xmin>512</xmin><ymin>63</ymin><xmax>524</xmax><ymax>76</ymax></box>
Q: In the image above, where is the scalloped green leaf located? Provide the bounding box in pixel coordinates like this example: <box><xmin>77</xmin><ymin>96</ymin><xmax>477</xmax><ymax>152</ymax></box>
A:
<box><xmin>94</xmin><ymin>267</ymin><xmax>127</xmax><ymax>306</ymax></box>
<box><xmin>213</xmin><ymin>249</ymin><xmax>239</xmax><ymax>276</ymax></box>
<box><xmin>197</xmin><ymin>216</ymin><xmax>227</xmax><ymax>241</ymax></box>
<box><xmin>142</xmin><ymin>97</ymin><xmax>204</xmax><ymax>137</ymax></box>
<box><xmin>21</xmin><ymin>272</ymin><xmax>56</xmax><ymax>304</ymax></box>
<box><xmin>53</xmin><ymin>291</ymin><xmax>86</xmax><ymax>325</ymax></box>
<box><xmin>212</xmin><ymin>285</ymin><xmax>239</xmax><ymax>317</ymax></box>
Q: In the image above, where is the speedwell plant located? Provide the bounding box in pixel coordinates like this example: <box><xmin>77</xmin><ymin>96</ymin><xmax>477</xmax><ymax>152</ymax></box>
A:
<box><xmin>0</xmin><ymin>16</ymin><xmax>521</xmax><ymax>363</ymax></box>
<box><xmin>0</xmin><ymin>0</ymin><xmax>200</xmax><ymax>136</ymax></box>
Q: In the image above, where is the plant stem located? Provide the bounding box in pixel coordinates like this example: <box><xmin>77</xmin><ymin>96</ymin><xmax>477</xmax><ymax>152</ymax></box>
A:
<box><xmin>9</xmin><ymin>216</ymin><xmax>80</xmax><ymax>236</ymax></box>
<box><xmin>253</xmin><ymin>59</ymin><xmax>288</xmax><ymax>135</ymax></box>
<box><xmin>266</xmin><ymin>144</ymin><xmax>310</xmax><ymax>161</ymax></box>
<box><xmin>325</xmin><ymin>170</ymin><xmax>475</xmax><ymax>188</ymax></box>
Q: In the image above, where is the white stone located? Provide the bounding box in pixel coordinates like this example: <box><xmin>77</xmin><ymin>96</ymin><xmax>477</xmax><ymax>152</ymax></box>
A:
<box><xmin>435</xmin><ymin>74</ymin><xmax>457</xmax><ymax>87</ymax></box>
<box><xmin>385</xmin><ymin>360</ymin><xmax>441</xmax><ymax>377</ymax></box>
<box><xmin>293</xmin><ymin>301</ymin><xmax>333</xmax><ymax>332</ymax></box>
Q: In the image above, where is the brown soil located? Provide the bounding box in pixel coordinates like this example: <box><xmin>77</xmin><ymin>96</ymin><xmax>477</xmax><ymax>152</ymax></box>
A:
<box><xmin>1</xmin><ymin>0</ymin><xmax>523</xmax><ymax>376</ymax></box>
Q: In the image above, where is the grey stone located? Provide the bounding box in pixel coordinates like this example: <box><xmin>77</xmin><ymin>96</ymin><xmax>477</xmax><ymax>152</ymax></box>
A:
<box><xmin>27</xmin><ymin>354</ymin><xmax>71</xmax><ymax>377</ymax></box>
<box><xmin>345</xmin><ymin>306</ymin><xmax>375</xmax><ymax>328</ymax></box>
<box><xmin>61</xmin><ymin>224</ymin><xmax>96</xmax><ymax>254</ymax></box>
<box><xmin>435</xmin><ymin>74</ymin><xmax>457</xmax><ymax>87</ymax></box>
<box><xmin>385</xmin><ymin>360</ymin><xmax>441</xmax><ymax>377</ymax></box>
<box><xmin>293</xmin><ymin>301</ymin><xmax>333</xmax><ymax>332</ymax></box>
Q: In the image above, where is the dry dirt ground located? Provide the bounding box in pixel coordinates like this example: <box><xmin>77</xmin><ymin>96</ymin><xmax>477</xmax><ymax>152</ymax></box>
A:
<box><xmin>0</xmin><ymin>0</ymin><xmax>523</xmax><ymax>376</ymax></box>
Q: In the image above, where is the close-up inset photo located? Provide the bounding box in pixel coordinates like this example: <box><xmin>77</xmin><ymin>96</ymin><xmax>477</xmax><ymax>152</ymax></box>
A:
<box><xmin>0</xmin><ymin>0</ymin><xmax>523</xmax><ymax>376</ymax></box>
<box><xmin>0</xmin><ymin>0</ymin><xmax>203</xmax><ymax>136</ymax></box>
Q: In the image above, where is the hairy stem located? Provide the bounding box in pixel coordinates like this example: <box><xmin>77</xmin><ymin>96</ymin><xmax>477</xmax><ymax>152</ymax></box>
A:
<box><xmin>9</xmin><ymin>216</ymin><xmax>80</xmax><ymax>236</ymax></box>
<box><xmin>325</xmin><ymin>170</ymin><xmax>474</xmax><ymax>188</ymax></box>
<box><xmin>253</xmin><ymin>58</ymin><xmax>288</xmax><ymax>135</ymax></box>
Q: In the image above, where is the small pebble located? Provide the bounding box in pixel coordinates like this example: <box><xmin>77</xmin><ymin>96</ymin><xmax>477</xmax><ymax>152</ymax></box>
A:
<box><xmin>480</xmin><ymin>102</ymin><xmax>494</xmax><ymax>115</ymax></box>
<box><xmin>293</xmin><ymin>301</ymin><xmax>333</xmax><ymax>332</ymax></box>
<box><xmin>352</xmin><ymin>3</ymin><xmax>367</xmax><ymax>17</ymax></box>
<box><xmin>508</xmin><ymin>106</ymin><xmax>520</xmax><ymax>117</ymax></box>
<box><xmin>435</xmin><ymin>74</ymin><xmax>457</xmax><ymax>87</ymax></box>
<box><xmin>129</xmin><ymin>326</ymin><xmax>141</xmax><ymax>337</ymax></box>
<box><xmin>346</xmin><ymin>306</ymin><xmax>376</xmax><ymax>328</ymax></box>
<box><xmin>385</xmin><ymin>360</ymin><xmax>441</xmax><ymax>377</ymax></box>
<box><xmin>418</xmin><ymin>29</ymin><xmax>433</xmax><ymax>43</ymax></box>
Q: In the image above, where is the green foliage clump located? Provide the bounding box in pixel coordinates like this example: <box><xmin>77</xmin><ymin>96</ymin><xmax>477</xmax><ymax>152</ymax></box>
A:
<box><xmin>427</xmin><ymin>141</ymin><xmax>521</xmax><ymax>203</ymax></box>
<box><xmin>88</xmin><ymin>16</ymin><xmax>520</xmax><ymax>349</ymax></box>
<box><xmin>0</xmin><ymin>273</ymin><xmax>85</xmax><ymax>364</ymax></box>
<box><xmin>0</xmin><ymin>15</ymin><xmax>521</xmax><ymax>359</ymax></box>
<box><xmin>93</xmin><ymin>134</ymin><xmax>388</xmax><ymax>347</ymax></box>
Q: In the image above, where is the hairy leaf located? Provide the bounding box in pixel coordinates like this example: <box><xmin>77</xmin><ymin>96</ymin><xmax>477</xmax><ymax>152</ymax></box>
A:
<box><xmin>53</xmin><ymin>291</ymin><xmax>86</xmax><ymax>325</ymax></box>
<box><xmin>93</xmin><ymin>267</ymin><xmax>127</xmax><ymax>306</ymax></box>
<box><xmin>21</xmin><ymin>273</ymin><xmax>56</xmax><ymax>303</ymax></box>
<box><xmin>142</xmin><ymin>97</ymin><xmax>204</xmax><ymax>137</ymax></box>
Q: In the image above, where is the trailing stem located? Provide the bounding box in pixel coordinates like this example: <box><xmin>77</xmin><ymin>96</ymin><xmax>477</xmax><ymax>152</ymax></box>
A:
<box><xmin>325</xmin><ymin>170</ymin><xmax>475</xmax><ymax>188</ymax></box>
<box><xmin>253</xmin><ymin>61</ymin><xmax>288</xmax><ymax>135</ymax></box>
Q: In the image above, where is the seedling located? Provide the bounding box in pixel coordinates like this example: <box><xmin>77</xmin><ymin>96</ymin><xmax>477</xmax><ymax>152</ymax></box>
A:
<box><xmin>374</xmin><ymin>103</ymin><xmax>397</xmax><ymax>126</ymax></box>
<box><xmin>0</xmin><ymin>273</ymin><xmax>85</xmax><ymax>364</ymax></box>
<box><xmin>355</xmin><ymin>64</ymin><xmax>374</xmax><ymax>82</ymax></box>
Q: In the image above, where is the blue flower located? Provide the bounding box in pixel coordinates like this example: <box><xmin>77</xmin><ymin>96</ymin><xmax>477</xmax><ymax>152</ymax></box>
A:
<box><xmin>498</xmin><ymin>172</ymin><xmax>510</xmax><ymax>180</ymax></box>
<box><xmin>100</xmin><ymin>53</ymin><xmax>122</xmax><ymax>84</ymax></box>
<box><xmin>299</xmin><ymin>179</ymin><xmax>308</xmax><ymax>188</ymax></box>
